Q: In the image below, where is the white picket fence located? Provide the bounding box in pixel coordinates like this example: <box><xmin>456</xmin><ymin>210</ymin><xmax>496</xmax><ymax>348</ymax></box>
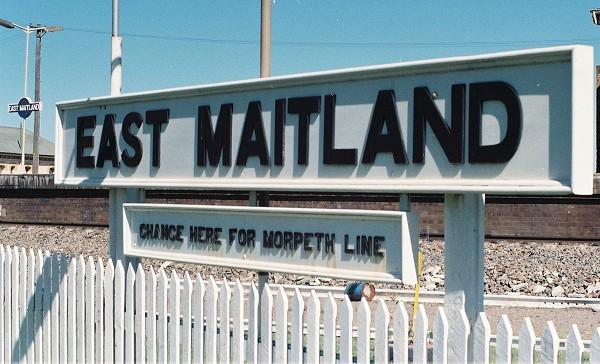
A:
<box><xmin>0</xmin><ymin>245</ymin><xmax>600</xmax><ymax>363</ymax></box>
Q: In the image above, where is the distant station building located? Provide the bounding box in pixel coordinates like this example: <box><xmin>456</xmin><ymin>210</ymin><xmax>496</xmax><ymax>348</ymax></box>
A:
<box><xmin>0</xmin><ymin>126</ymin><xmax>54</xmax><ymax>174</ymax></box>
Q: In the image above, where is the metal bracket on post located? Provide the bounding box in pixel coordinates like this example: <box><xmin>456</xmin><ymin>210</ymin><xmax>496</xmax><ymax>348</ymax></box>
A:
<box><xmin>444</xmin><ymin>193</ymin><xmax>485</xmax><ymax>362</ymax></box>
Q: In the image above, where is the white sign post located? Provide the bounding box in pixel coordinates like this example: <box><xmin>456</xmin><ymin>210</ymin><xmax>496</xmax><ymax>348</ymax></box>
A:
<box><xmin>56</xmin><ymin>45</ymin><xmax>595</xmax><ymax>346</ymax></box>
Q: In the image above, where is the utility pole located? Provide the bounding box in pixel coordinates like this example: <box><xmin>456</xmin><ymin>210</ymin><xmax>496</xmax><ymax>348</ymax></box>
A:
<box><xmin>31</xmin><ymin>24</ymin><xmax>62</xmax><ymax>174</ymax></box>
<box><xmin>108</xmin><ymin>0</ymin><xmax>142</xmax><ymax>267</ymax></box>
<box><xmin>32</xmin><ymin>28</ymin><xmax>42</xmax><ymax>174</ymax></box>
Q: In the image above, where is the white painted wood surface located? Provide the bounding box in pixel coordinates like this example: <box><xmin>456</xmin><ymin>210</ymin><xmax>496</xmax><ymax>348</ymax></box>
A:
<box><xmin>157</xmin><ymin>268</ymin><xmax>168</xmax><ymax>364</ymax></box>
<box><xmin>375</xmin><ymin>298</ymin><xmax>390</xmax><ymax>364</ymax></box>
<box><xmin>104</xmin><ymin>259</ymin><xmax>115</xmax><ymax>364</ymax></box>
<box><xmin>447</xmin><ymin>305</ymin><xmax>470</xmax><ymax>364</ymax></box>
<box><xmin>192</xmin><ymin>274</ymin><xmax>205</xmax><ymax>364</ymax></box>
<box><xmin>289</xmin><ymin>288</ymin><xmax>303</xmax><ymax>364</ymax></box>
<box><xmin>218</xmin><ymin>278</ymin><xmax>231</xmax><ymax>364</ymax></box>
<box><xmin>76</xmin><ymin>256</ymin><xmax>85</xmax><ymax>364</ymax></box>
<box><xmin>169</xmin><ymin>271</ymin><xmax>181</xmax><ymax>363</ymax></box>
<box><xmin>413</xmin><ymin>304</ymin><xmax>429</xmax><ymax>364</ymax></box>
<box><xmin>393</xmin><ymin>300</ymin><xmax>409</xmax><ymax>364</ymax></box>
<box><xmin>433</xmin><ymin>306</ymin><xmax>448</xmax><ymax>364</ymax></box>
<box><xmin>356</xmin><ymin>298</ymin><xmax>371</xmax><ymax>364</ymax></box>
<box><xmin>231</xmin><ymin>279</ymin><xmax>244</xmax><ymax>364</ymax></box>
<box><xmin>518</xmin><ymin>318</ymin><xmax>536</xmax><ymax>364</ymax></box>
<box><xmin>147</xmin><ymin>267</ymin><xmax>157</xmax><ymax>364</ymax></box>
<box><xmin>472</xmin><ymin>312</ymin><xmax>491</xmax><ymax>364</ymax></box>
<box><xmin>86</xmin><ymin>257</ymin><xmax>96</xmax><ymax>364</ymax></box>
<box><xmin>0</xmin><ymin>249</ymin><xmax>597</xmax><ymax>364</ymax></box>
<box><xmin>540</xmin><ymin>321</ymin><xmax>559</xmax><ymax>364</ymax></box>
<box><xmin>496</xmin><ymin>314</ymin><xmax>513</xmax><ymax>364</ymax></box>
<box><xmin>135</xmin><ymin>265</ymin><xmax>146</xmax><ymax>364</ymax></box>
<box><xmin>114</xmin><ymin>261</ymin><xmax>125</xmax><ymax>364</ymax></box>
<box><xmin>67</xmin><ymin>258</ymin><xmax>77</xmax><ymax>364</ymax></box>
<box><xmin>125</xmin><ymin>264</ymin><xmax>135</xmax><ymax>364</ymax></box>
<box><xmin>258</xmin><ymin>283</ymin><xmax>273</xmax><ymax>364</ymax></box>
<box><xmin>205</xmin><ymin>276</ymin><xmax>218</xmax><ymax>364</ymax></box>
<box><xmin>246</xmin><ymin>283</ymin><xmax>259</xmax><ymax>364</ymax></box>
<box><xmin>322</xmin><ymin>292</ymin><xmax>337</xmax><ymax>364</ymax></box>
<box><xmin>305</xmin><ymin>290</ymin><xmax>320</xmax><ymax>364</ymax></box>
<box><xmin>591</xmin><ymin>327</ymin><xmax>600</xmax><ymax>364</ymax></box>
<box><xmin>274</xmin><ymin>286</ymin><xmax>288</xmax><ymax>364</ymax></box>
<box><xmin>339</xmin><ymin>295</ymin><xmax>353</xmax><ymax>364</ymax></box>
<box><xmin>566</xmin><ymin>325</ymin><xmax>584</xmax><ymax>364</ymax></box>
<box><xmin>95</xmin><ymin>259</ymin><xmax>105</xmax><ymax>364</ymax></box>
<box><xmin>181</xmin><ymin>272</ymin><xmax>192</xmax><ymax>364</ymax></box>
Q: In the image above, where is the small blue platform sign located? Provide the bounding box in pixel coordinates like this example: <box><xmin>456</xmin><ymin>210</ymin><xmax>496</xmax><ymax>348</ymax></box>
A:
<box><xmin>8</xmin><ymin>97</ymin><xmax>42</xmax><ymax>119</ymax></box>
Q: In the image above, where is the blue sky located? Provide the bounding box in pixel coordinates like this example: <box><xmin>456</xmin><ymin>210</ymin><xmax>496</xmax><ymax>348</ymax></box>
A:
<box><xmin>1</xmin><ymin>1</ymin><xmax>600</xmax><ymax>141</ymax></box>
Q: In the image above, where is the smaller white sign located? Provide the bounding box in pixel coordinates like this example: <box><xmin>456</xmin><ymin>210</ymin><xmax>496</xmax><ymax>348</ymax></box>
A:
<box><xmin>123</xmin><ymin>204</ymin><xmax>419</xmax><ymax>284</ymax></box>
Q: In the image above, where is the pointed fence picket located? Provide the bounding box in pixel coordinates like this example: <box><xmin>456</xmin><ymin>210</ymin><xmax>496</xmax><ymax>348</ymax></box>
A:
<box><xmin>393</xmin><ymin>300</ymin><xmax>409</xmax><ymax>364</ymax></box>
<box><xmin>192</xmin><ymin>274</ymin><xmax>205</xmax><ymax>364</ymax></box>
<box><xmin>231</xmin><ymin>280</ymin><xmax>244</xmax><ymax>364</ymax></box>
<box><xmin>125</xmin><ymin>264</ymin><xmax>135</xmax><ymax>364</ymax></box>
<box><xmin>356</xmin><ymin>298</ymin><xmax>371</xmax><ymax>364</ymax></box>
<box><xmin>156</xmin><ymin>268</ymin><xmax>168</xmax><ymax>364</ymax></box>
<box><xmin>0</xmin><ymin>246</ymin><xmax>597</xmax><ymax>364</ymax></box>
<box><xmin>274</xmin><ymin>286</ymin><xmax>288</xmax><ymax>364</ymax></box>
<box><xmin>218</xmin><ymin>278</ymin><xmax>231</xmax><ymax>364</ymax></box>
<box><xmin>246</xmin><ymin>283</ymin><xmax>259</xmax><ymax>364</ymax></box>
<box><xmin>181</xmin><ymin>273</ymin><xmax>192</xmax><ymax>364</ymax></box>
<box><xmin>434</xmin><ymin>307</ymin><xmax>449</xmax><ymax>364</ymax></box>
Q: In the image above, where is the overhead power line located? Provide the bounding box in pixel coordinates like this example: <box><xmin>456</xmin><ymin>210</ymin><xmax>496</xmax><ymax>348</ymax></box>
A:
<box><xmin>55</xmin><ymin>26</ymin><xmax>600</xmax><ymax>49</ymax></box>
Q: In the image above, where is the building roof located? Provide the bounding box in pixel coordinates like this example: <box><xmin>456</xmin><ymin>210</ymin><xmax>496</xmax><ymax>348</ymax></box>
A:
<box><xmin>0</xmin><ymin>126</ymin><xmax>54</xmax><ymax>156</ymax></box>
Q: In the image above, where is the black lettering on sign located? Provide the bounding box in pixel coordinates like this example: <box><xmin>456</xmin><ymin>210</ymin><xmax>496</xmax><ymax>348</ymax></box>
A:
<box><xmin>139</xmin><ymin>223</ymin><xmax>147</xmax><ymax>239</ymax></box>
<box><xmin>274</xmin><ymin>99</ymin><xmax>286</xmax><ymax>166</ymax></box>
<box><xmin>121</xmin><ymin>112</ymin><xmax>143</xmax><ymax>167</ymax></box>
<box><xmin>362</xmin><ymin>90</ymin><xmax>407</xmax><ymax>164</ymax></box>
<box><xmin>359</xmin><ymin>235</ymin><xmax>372</xmax><ymax>256</ymax></box>
<box><xmin>283</xmin><ymin>231</ymin><xmax>293</xmax><ymax>249</ymax></box>
<box><xmin>261</xmin><ymin>230</ymin><xmax>271</xmax><ymax>248</ymax></box>
<box><xmin>145</xmin><ymin>109</ymin><xmax>170</xmax><ymax>167</ymax></box>
<box><xmin>323</xmin><ymin>95</ymin><xmax>357</xmax><ymax>165</ymax></box>
<box><xmin>246</xmin><ymin>229</ymin><xmax>256</xmax><ymax>247</ymax></box>
<box><xmin>76</xmin><ymin>116</ymin><xmax>96</xmax><ymax>168</ymax></box>
<box><xmin>288</xmin><ymin>96</ymin><xmax>320</xmax><ymax>165</ymax></box>
<box><xmin>374</xmin><ymin>236</ymin><xmax>385</xmax><ymax>257</ymax></box>
<box><xmin>303</xmin><ymin>233</ymin><xmax>313</xmax><ymax>252</ymax></box>
<box><xmin>236</xmin><ymin>101</ymin><xmax>270</xmax><ymax>166</ymax></box>
<box><xmin>325</xmin><ymin>234</ymin><xmax>335</xmax><ymax>254</ymax></box>
<box><xmin>198</xmin><ymin>104</ymin><xmax>232</xmax><ymax>167</ymax></box>
<box><xmin>96</xmin><ymin>114</ymin><xmax>120</xmax><ymax>168</ymax></box>
<box><xmin>161</xmin><ymin>224</ymin><xmax>170</xmax><ymax>240</ymax></box>
<box><xmin>293</xmin><ymin>232</ymin><xmax>303</xmax><ymax>250</ymax></box>
<box><xmin>413</xmin><ymin>85</ymin><xmax>465</xmax><ymax>164</ymax></box>
<box><xmin>315</xmin><ymin>232</ymin><xmax>324</xmax><ymax>252</ymax></box>
<box><xmin>468</xmin><ymin>81</ymin><xmax>522</xmax><ymax>163</ymax></box>
<box><xmin>190</xmin><ymin>226</ymin><xmax>197</xmax><ymax>243</ymax></box>
<box><xmin>176</xmin><ymin>225</ymin><xmax>184</xmax><ymax>242</ymax></box>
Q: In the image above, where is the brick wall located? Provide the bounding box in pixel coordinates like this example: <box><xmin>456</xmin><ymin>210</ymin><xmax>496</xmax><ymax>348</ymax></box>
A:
<box><xmin>1</xmin><ymin>189</ymin><xmax>599</xmax><ymax>241</ymax></box>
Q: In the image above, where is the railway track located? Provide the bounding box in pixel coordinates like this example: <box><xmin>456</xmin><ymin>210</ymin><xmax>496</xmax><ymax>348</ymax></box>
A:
<box><xmin>224</xmin><ymin>282</ymin><xmax>600</xmax><ymax>309</ymax></box>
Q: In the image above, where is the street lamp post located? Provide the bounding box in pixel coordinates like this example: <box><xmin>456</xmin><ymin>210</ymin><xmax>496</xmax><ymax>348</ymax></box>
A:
<box><xmin>0</xmin><ymin>18</ymin><xmax>32</xmax><ymax>170</ymax></box>
<box><xmin>32</xmin><ymin>25</ymin><xmax>63</xmax><ymax>174</ymax></box>
<box><xmin>0</xmin><ymin>18</ymin><xmax>62</xmax><ymax>174</ymax></box>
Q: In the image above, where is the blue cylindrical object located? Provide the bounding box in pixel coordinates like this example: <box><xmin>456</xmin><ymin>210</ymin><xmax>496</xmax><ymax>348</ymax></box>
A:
<box><xmin>344</xmin><ymin>282</ymin><xmax>376</xmax><ymax>302</ymax></box>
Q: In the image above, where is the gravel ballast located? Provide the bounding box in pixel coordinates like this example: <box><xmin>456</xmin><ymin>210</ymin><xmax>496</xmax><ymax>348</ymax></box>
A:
<box><xmin>1</xmin><ymin>223</ymin><xmax>599</xmax><ymax>298</ymax></box>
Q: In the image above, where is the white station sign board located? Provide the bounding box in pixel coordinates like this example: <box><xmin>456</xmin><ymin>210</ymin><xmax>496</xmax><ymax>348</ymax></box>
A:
<box><xmin>123</xmin><ymin>204</ymin><xmax>419</xmax><ymax>283</ymax></box>
<box><xmin>55</xmin><ymin>46</ymin><xmax>595</xmax><ymax>194</ymax></box>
